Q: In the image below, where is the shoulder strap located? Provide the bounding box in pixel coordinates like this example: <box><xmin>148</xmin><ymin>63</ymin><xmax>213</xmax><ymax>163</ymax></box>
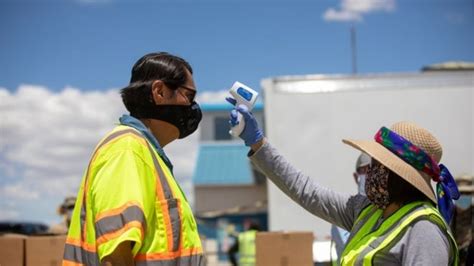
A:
<box><xmin>341</xmin><ymin>204</ymin><xmax>382</xmax><ymax>265</ymax></box>
<box><xmin>80</xmin><ymin>128</ymin><xmax>145</xmax><ymax>241</ymax></box>
<box><xmin>340</xmin><ymin>201</ymin><xmax>425</xmax><ymax>266</ymax></box>
<box><xmin>354</xmin><ymin>204</ymin><xmax>376</xmax><ymax>227</ymax></box>
<box><xmin>362</xmin><ymin>204</ymin><xmax>458</xmax><ymax>266</ymax></box>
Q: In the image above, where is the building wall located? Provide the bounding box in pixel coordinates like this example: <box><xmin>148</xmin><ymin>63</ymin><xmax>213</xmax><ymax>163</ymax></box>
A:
<box><xmin>195</xmin><ymin>185</ymin><xmax>267</xmax><ymax>213</ymax></box>
<box><xmin>261</xmin><ymin>71</ymin><xmax>474</xmax><ymax>238</ymax></box>
<box><xmin>200</xmin><ymin>110</ymin><xmax>264</xmax><ymax>141</ymax></box>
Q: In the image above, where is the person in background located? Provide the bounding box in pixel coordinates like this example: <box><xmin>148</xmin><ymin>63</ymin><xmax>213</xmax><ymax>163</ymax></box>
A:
<box><xmin>49</xmin><ymin>196</ymin><xmax>76</xmax><ymax>235</ymax></box>
<box><xmin>64</xmin><ymin>52</ymin><xmax>204</xmax><ymax>266</ymax></box>
<box><xmin>331</xmin><ymin>153</ymin><xmax>370</xmax><ymax>260</ymax></box>
<box><xmin>227</xmin><ymin>221</ymin><xmax>261</xmax><ymax>266</ymax></box>
<box><xmin>353</xmin><ymin>153</ymin><xmax>371</xmax><ymax>197</ymax></box>
<box><xmin>227</xmin><ymin>98</ymin><xmax>459</xmax><ymax>265</ymax></box>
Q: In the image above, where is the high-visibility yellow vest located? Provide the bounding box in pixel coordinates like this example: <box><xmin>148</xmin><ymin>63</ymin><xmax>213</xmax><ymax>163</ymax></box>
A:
<box><xmin>62</xmin><ymin>126</ymin><xmax>204</xmax><ymax>265</ymax></box>
<box><xmin>340</xmin><ymin>201</ymin><xmax>458</xmax><ymax>266</ymax></box>
<box><xmin>238</xmin><ymin>230</ymin><xmax>257</xmax><ymax>266</ymax></box>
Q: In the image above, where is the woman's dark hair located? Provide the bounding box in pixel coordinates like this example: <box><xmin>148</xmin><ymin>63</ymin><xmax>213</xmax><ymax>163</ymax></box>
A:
<box><xmin>120</xmin><ymin>52</ymin><xmax>193</xmax><ymax>114</ymax></box>
<box><xmin>388</xmin><ymin>171</ymin><xmax>430</xmax><ymax>205</ymax></box>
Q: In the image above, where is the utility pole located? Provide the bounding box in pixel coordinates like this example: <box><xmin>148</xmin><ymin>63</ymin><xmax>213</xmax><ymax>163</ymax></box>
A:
<box><xmin>351</xmin><ymin>25</ymin><xmax>358</xmax><ymax>75</ymax></box>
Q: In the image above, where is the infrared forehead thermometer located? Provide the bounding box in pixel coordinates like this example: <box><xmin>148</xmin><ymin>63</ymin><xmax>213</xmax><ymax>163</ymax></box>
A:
<box><xmin>229</xmin><ymin>81</ymin><xmax>259</xmax><ymax>137</ymax></box>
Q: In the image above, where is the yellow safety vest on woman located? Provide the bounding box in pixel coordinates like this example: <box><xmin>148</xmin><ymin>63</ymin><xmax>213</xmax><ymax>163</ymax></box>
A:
<box><xmin>63</xmin><ymin>126</ymin><xmax>204</xmax><ymax>265</ymax></box>
<box><xmin>238</xmin><ymin>230</ymin><xmax>257</xmax><ymax>266</ymax></box>
<box><xmin>340</xmin><ymin>201</ymin><xmax>458</xmax><ymax>266</ymax></box>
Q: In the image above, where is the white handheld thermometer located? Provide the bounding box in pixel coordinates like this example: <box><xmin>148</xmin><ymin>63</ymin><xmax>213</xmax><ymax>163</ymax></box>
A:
<box><xmin>229</xmin><ymin>81</ymin><xmax>259</xmax><ymax>137</ymax></box>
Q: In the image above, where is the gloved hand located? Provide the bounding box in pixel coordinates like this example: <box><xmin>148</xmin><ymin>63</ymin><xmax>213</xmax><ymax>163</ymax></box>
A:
<box><xmin>226</xmin><ymin>97</ymin><xmax>264</xmax><ymax>147</ymax></box>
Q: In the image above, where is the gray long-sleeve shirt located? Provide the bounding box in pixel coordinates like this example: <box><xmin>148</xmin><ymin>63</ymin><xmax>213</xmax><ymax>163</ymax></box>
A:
<box><xmin>249</xmin><ymin>141</ymin><xmax>453</xmax><ymax>265</ymax></box>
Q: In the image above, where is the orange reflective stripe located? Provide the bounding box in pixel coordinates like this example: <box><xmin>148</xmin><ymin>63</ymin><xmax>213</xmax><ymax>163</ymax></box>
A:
<box><xmin>146</xmin><ymin>141</ymin><xmax>177</xmax><ymax>252</ymax></box>
<box><xmin>84</xmin><ymin>130</ymin><xmax>148</xmax><ymax>211</ymax></box>
<box><xmin>151</xmin><ymin>161</ymin><xmax>171</xmax><ymax>250</ymax></box>
<box><xmin>71</xmin><ymin>126</ymin><xmax>200</xmax><ymax>261</ymax></box>
<box><xmin>161</xmin><ymin>199</ymin><xmax>174</xmax><ymax>252</ymax></box>
<box><xmin>135</xmin><ymin>247</ymin><xmax>203</xmax><ymax>261</ymax></box>
<box><xmin>62</xmin><ymin>260</ymin><xmax>84</xmax><ymax>266</ymax></box>
<box><xmin>96</xmin><ymin>220</ymin><xmax>145</xmax><ymax>246</ymax></box>
<box><xmin>81</xmin><ymin>129</ymin><xmax>148</xmax><ymax>244</ymax></box>
<box><xmin>145</xmin><ymin>139</ymin><xmax>183</xmax><ymax>252</ymax></box>
<box><xmin>63</xmin><ymin>240</ymin><xmax>100</xmax><ymax>265</ymax></box>
<box><xmin>84</xmin><ymin>128</ymin><xmax>170</xmax><ymax>253</ymax></box>
<box><xmin>177</xmin><ymin>199</ymin><xmax>184</xmax><ymax>250</ymax></box>
<box><xmin>94</xmin><ymin>201</ymin><xmax>143</xmax><ymax>222</ymax></box>
<box><xmin>65</xmin><ymin>238</ymin><xmax>96</xmax><ymax>253</ymax></box>
<box><xmin>153</xmin><ymin>172</ymin><xmax>174</xmax><ymax>252</ymax></box>
<box><xmin>95</xmin><ymin>204</ymin><xmax>146</xmax><ymax>243</ymax></box>
<box><xmin>153</xmin><ymin>169</ymin><xmax>167</xmax><ymax>201</ymax></box>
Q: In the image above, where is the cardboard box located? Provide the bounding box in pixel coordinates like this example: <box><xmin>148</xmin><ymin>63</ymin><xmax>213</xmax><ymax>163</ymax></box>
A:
<box><xmin>0</xmin><ymin>234</ymin><xmax>27</xmax><ymax>266</ymax></box>
<box><xmin>25</xmin><ymin>235</ymin><xmax>66</xmax><ymax>266</ymax></box>
<box><xmin>256</xmin><ymin>231</ymin><xmax>313</xmax><ymax>266</ymax></box>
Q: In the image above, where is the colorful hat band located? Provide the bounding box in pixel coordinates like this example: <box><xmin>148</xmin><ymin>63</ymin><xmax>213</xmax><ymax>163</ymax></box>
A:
<box><xmin>374</xmin><ymin>126</ymin><xmax>441</xmax><ymax>181</ymax></box>
<box><xmin>374</xmin><ymin>126</ymin><xmax>460</xmax><ymax>224</ymax></box>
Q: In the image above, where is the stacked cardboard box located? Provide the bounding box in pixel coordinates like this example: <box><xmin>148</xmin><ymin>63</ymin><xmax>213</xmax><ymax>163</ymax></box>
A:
<box><xmin>256</xmin><ymin>231</ymin><xmax>313</xmax><ymax>266</ymax></box>
<box><xmin>2</xmin><ymin>232</ymin><xmax>314</xmax><ymax>265</ymax></box>
<box><xmin>0</xmin><ymin>235</ymin><xmax>66</xmax><ymax>266</ymax></box>
<box><xmin>201</xmin><ymin>238</ymin><xmax>219</xmax><ymax>265</ymax></box>
<box><xmin>0</xmin><ymin>234</ymin><xmax>26</xmax><ymax>266</ymax></box>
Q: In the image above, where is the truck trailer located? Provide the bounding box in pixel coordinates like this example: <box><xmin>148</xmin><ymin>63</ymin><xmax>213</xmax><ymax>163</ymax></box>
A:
<box><xmin>260</xmin><ymin>70</ymin><xmax>473</xmax><ymax>239</ymax></box>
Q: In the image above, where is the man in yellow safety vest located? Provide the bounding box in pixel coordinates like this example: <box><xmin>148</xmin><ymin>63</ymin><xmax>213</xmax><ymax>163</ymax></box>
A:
<box><xmin>63</xmin><ymin>52</ymin><xmax>204</xmax><ymax>265</ymax></box>
<box><xmin>228</xmin><ymin>222</ymin><xmax>261</xmax><ymax>266</ymax></box>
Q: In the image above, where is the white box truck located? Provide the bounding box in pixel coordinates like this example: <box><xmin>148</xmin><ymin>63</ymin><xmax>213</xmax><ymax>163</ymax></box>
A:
<box><xmin>260</xmin><ymin>70</ymin><xmax>473</xmax><ymax>238</ymax></box>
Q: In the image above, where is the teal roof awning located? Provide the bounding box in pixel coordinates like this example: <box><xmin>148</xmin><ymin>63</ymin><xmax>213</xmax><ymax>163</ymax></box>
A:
<box><xmin>200</xmin><ymin>102</ymin><xmax>264</xmax><ymax>112</ymax></box>
<box><xmin>193</xmin><ymin>143</ymin><xmax>254</xmax><ymax>185</ymax></box>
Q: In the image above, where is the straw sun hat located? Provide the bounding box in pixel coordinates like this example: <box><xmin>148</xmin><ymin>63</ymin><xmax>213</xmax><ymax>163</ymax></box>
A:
<box><xmin>343</xmin><ymin>121</ymin><xmax>442</xmax><ymax>203</ymax></box>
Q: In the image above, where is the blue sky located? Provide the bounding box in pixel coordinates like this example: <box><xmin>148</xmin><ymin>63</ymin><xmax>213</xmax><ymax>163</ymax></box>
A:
<box><xmin>0</xmin><ymin>0</ymin><xmax>473</xmax><ymax>224</ymax></box>
<box><xmin>1</xmin><ymin>0</ymin><xmax>473</xmax><ymax>92</ymax></box>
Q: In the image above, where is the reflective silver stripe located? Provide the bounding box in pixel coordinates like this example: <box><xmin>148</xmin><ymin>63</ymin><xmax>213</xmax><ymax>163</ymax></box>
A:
<box><xmin>345</xmin><ymin>204</ymin><xmax>377</xmax><ymax>246</ymax></box>
<box><xmin>95</xmin><ymin>205</ymin><xmax>147</xmax><ymax>239</ymax></box>
<box><xmin>145</xmin><ymin>141</ymin><xmax>173</xmax><ymax>199</ymax></box>
<box><xmin>352</xmin><ymin>204</ymin><xmax>428</xmax><ymax>266</ymax></box>
<box><xmin>80</xmin><ymin>204</ymin><xmax>87</xmax><ymax>240</ymax></box>
<box><xmin>359</xmin><ymin>207</ymin><xmax>458</xmax><ymax>266</ymax></box>
<box><xmin>98</xmin><ymin>128</ymin><xmax>182</xmax><ymax>252</ymax></box>
<box><xmin>80</xmin><ymin>128</ymin><xmax>140</xmax><ymax>241</ymax></box>
<box><xmin>143</xmin><ymin>141</ymin><xmax>182</xmax><ymax>251</ymax></box>
<box><xmin>166</xmin><ymin>198</ymin><xmax>182</xmax><ymax>251</ymax></box>
<box><xmin>81</xmin><ymin>127</ymin><xmax>182</xmax><ymax>255</ymax></box>
<box><xmin>97</xmin><ymin>129</ymin><xmax>141</xmax><ymax>152</ymax></box>
<box><xmin>63</xmin><ymin>243</ymin><xmax>100</xmax><ymax>265</ymax></box>
<box><xmin>136</xmin><ymin>254</ymin><xmax>205</xmax><ymax>266</ymax></box>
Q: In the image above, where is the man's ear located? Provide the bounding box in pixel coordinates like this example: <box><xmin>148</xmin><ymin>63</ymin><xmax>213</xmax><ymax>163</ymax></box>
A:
<box><xmin>151</xmin><ymin>80</ymin><xmax>166</xmax><ymax>104</ymax></box>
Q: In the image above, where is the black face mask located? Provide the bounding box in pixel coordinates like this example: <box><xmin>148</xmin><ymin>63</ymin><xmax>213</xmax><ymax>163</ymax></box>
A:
<box><xmin>132</xmin><ymin>101</ymin><xmax>202</xmax><ymax>139</ymax></box>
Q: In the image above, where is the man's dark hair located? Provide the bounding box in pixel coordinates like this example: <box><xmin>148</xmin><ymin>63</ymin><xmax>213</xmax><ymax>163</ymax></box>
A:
<box><xmin>388</xmin><ymin>171</ymin><xmax>430</xmax><ymax>205</ymax></box>
<box><xmin>121</xmin><ymin>52</ymin><xmax>193</xmax><ymax>115</ymax></box>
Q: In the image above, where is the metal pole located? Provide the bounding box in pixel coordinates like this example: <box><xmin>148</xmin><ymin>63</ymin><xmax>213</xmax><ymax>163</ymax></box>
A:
<box><xmin>351</xmin><ymin>25</ymin><xmax>358</xmax><ymax>75</ymax></box>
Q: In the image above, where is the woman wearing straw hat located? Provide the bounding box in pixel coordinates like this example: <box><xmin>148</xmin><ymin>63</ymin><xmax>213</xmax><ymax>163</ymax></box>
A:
<box><xmin>226</xmin><ymin>99</ymin><xmax>460</xmax><ymax>265</ymax></box>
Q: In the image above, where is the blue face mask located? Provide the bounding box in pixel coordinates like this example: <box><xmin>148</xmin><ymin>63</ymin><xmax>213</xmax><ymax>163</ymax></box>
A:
<box><xmin>357</xmin><ymin>174</ymin><xmax>367</xmax><ymax>196</ymax></box>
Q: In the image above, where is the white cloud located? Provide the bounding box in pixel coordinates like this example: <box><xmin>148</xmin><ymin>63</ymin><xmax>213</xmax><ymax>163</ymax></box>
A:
<box><xmin>0</xmin><ymin>85</ymin><xmax>125</xmax><ymax>223</ymax></box>
<box><xmin>0</xmin><ymin>183</ymin><xmax>40</xmax><ymax>200</ymax></box>
<box><xmin>0</xmin><ymin>85</ymin><xmax>228</xmax><ymax>223</ymax></box>
<box><xmin>324</xmin><ymin>8</ymin><xmax>362</xmax><ymax>22</ymax></box>
<box><xmin>323</xmin><ymin>0</ymin><xmax>395</xmax><ymax>22</ymax></box>
<box><xmin>0</xmin><ymin>210</ymin><xmax>20</xmax><ymax>220</ymax></box>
